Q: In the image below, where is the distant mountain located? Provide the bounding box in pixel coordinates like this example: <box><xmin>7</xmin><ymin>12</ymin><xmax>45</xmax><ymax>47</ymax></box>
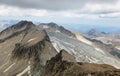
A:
<box><xmin>86</xmin><ymin>29</ymin><xmax>120</xmax><ymax>47</ymax></box>
<box><xmin>0</xmin><ymin>21</ymin><xmax>119</xmax><ymax>76</ymax></box>
<box><xmin>0</xmin><ymin>20</ymin><xmax>18</xmax><ymax>31</ymax></box>
<box><xmin>87</xmin><ymin>29</ymin><xmax>106</xmax><ymax>37</ymax></box>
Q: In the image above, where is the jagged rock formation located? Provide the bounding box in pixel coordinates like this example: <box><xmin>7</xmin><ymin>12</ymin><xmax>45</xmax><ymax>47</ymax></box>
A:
<box><xmin>44</xmin><ymin>50</ymin><xmax>120</xmax><ymax>76</ymax></box>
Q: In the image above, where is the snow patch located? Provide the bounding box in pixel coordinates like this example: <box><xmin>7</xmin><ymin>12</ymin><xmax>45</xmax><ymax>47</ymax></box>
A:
<box><xmin>17</xmin><ymin>61</ymin><xmax>31</xmax><ymax>76</ymax></box>
<box><xmin>16</xmin><ymin>66</ymin><xmax>31</xmax><ymax>76</ymax></box>
<box><xmin>55</xmin><ymin>30</ymin><xmax>60</xmax><ymax>33</ymax></box>
<box><xmin>27</xmin><ymin>38</ymin><xmax>36</xmax><ymax>42</ymax></box>
<box><xmin>95</xmin><ymin>48</ymin><xmax>105</xmax><ymax>54</ymax></box>
<box><xmin>115</xmin><ymin>46</ymin><xmax>120</xmax><ymax>50</ymax></box>
<box><xmin>3</xmin><ymin>63</ymin><xmax>15</xmax><ymax>72</ymax></box>
<box><xmin>43</xmin><ymin>25</ymin><xmax>49</xmax><ymax>29</ymax></box>
<box><xmin>75</xmin><ymin>33</ymin><xmax>93</xmax><ymax>45</ymax></box>
<box><xmin>52</xmin><ymin>42</ymin><xmax>60</xmax><ymax>52</ymax></box>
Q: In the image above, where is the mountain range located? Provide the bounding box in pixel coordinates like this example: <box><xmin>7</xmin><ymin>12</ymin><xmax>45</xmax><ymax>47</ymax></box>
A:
<box><xmin>0</xmin><ymin>21</ymin><xmax>120</xmax><ymax>76</ymax></box>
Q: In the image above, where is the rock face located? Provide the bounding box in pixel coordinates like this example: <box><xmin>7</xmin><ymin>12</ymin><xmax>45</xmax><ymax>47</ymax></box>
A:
<box><xmin>44</xmin><ymin>50</ymin><xmax>120</xmax><ymax>76</ymax></box>
<box><xmin>11</xmin><ymin>26</ymin><xmax>57</xmax><ymax>76</ymax></box>
<box><xmin>0</xmin><ymin>21</ymin><xmax>77</xmax><ymax>76</ymax></box>
<box><xmin>0</xmin><ymin>21</ymin><xmax>37</xmax><ymax>76</ymax></box>
<box><xmin>0</xmin><ymin>21</ymin><xmax>59</xmax><ymax>76</ymax></box>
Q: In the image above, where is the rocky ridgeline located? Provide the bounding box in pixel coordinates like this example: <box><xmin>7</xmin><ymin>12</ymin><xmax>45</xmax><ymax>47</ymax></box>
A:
<box><xmin>44</xmin><ymin>50</ymin><xmax>120</xmax><ymax>76</ymax></box>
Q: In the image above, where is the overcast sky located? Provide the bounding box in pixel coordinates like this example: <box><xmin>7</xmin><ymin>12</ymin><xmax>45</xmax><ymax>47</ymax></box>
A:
<box><xmin>0</xmin><ymin>0</ymin><xmax>120</xmax><ymax>27</ymax></box>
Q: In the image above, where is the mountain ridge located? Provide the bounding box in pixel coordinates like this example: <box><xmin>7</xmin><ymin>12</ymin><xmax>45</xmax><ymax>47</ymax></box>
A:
<box><xmin>0</xmin><ymin>20</ymin><xmax>120</xmax><ymax>76</ymax></box>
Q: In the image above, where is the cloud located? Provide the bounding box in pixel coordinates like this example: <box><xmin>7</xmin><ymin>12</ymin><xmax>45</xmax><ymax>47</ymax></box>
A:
<box><xmin>71</xmin><ymin>1</ymin><xmax>120</xmax><ymax>18</ymax></box>
<box><xmin>0</xmin><ymin>0</ymin><xmax>120</xmax><ymax>20</ymax></box>
<box><xmin>99</xmin><ymin>12</ymin><xmax>120</xmax><ymax>18</ymax></box>
<box><xmin>0</xmin><ymin>0</ymin><xmax>118</xmax><ymax>10</ymax></box>
<box><xmin>0</xmin><ymin>5</ymin><xmax>48</xmax><ymax>17</ymax></box>
<box><xmin>79</xmin><ymin>1</ymin><xmax>120</xmax><ymax>14</ymax></box>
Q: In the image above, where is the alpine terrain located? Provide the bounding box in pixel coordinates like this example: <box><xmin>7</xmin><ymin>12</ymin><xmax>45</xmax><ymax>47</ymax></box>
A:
<box><xmin>0</xmin><ymin>21</ymin><xmax>119</xmax><ymax>76</ymax></box>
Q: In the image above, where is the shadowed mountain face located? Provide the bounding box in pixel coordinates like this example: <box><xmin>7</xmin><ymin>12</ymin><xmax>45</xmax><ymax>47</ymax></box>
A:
<box><xmin>0</xmin><ymin>21</ymin><xmax>120</xmax><ymax>76</ymax></box>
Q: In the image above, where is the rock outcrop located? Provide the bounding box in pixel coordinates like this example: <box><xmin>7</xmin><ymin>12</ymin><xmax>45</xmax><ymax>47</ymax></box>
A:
<box><xmin>44</xmin><ymin>50</ymin><xmax>120</xmax><ymax>76</ymax></box>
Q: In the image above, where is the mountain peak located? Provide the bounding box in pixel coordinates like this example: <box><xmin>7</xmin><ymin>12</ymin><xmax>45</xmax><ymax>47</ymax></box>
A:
<box><xmin>39</xmin><ymin>22</ymin><xmax>58</xmax><ymax>28</ymax></box>
<box><xmin>12</xmin><ymin>20</ymin><xmax>35</xmax><ymax>29</ymax></box>
<box><xmin>87</xmin><ymin>29</ymin><xmax>106</xmax><ymax>37</ymax></box>
<box><xmin>0</xmin><ymin>20</ymin><xmax>36</xmax><ymax>40</ymax></box>
<box><xmin>39</xmin><ymin>22</ymin><xmax>76</xmax><ymax>37</ymax></box>
<box><xmin>48</xmin><ymin>22</ymin><xmax>58</xmax><ymax>26</ymax></box>
<box><xmin>17</xmin><ymin>20</ymin><xmax>33</xmax><ymax>25</ymax></box>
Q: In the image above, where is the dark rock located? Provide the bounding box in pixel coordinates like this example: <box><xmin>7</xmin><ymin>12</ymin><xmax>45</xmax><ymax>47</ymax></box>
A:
<box><xmin>44</xmin><ymin>51</ymin><xmax>120</xmax><ymax>76</ymax></box>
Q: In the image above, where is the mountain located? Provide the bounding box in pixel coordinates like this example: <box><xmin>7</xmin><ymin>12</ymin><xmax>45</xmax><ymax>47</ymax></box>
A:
<box><xmin>87</xmin><ymin>29</ymin><xmax>120</xmax><ymax>49</ymax></box>
<box><xmin>0</xmin><ymin>21</ymin><xmax>76</xmax><ymax>76</ymax></box>
<box><xmin>0</xmin><ymin>21</ymin><xmax>120</xmax><ymax>76</ymax></box>
<box><xmin>0</xmin><ymin>21</ymin><xmax>35</xmax><ymax>40</ymax></box>
<box><xmin>87</xmin><ymin>29</ymin><xmax>106</xmax><ymax>37</ymax></box>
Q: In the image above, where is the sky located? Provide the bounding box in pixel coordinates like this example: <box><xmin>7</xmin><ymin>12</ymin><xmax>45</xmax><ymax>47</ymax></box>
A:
<box><xmin>0</xmin><ymin>0</ymin><xmax>120</xmax><ymax>32</ymax></box>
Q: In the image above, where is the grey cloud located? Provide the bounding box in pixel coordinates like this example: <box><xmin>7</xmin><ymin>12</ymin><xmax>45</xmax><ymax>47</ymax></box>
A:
<box><xmin>78</xmin><ymin>10</ymin><xmax>120</xmax><ymax>14</ymax></box>
<box><xmin>0</xmin><ymin>0</ymin><xmax>118</xmax><ymax>10</ymax></box>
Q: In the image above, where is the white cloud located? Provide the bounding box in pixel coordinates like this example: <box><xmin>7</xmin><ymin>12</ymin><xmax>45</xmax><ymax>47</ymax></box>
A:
<box><xmin>100</xmin><ymin>12</ymin><xmax>120</xmax><ymax>18</ymax></box>
<box><xmin>77</xmin><ymin>1</ymin><xmax>120</xmax><ymax>18</ymax></box>
<box><xmin>80</xmin><ymin>2</ymin><xmax>120</xmax><ymax>14</ymax></box>
<box><xmin>0</xmin><ymin>5</ymin><xmax>48</xmax><ymax>17</ymax></box>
